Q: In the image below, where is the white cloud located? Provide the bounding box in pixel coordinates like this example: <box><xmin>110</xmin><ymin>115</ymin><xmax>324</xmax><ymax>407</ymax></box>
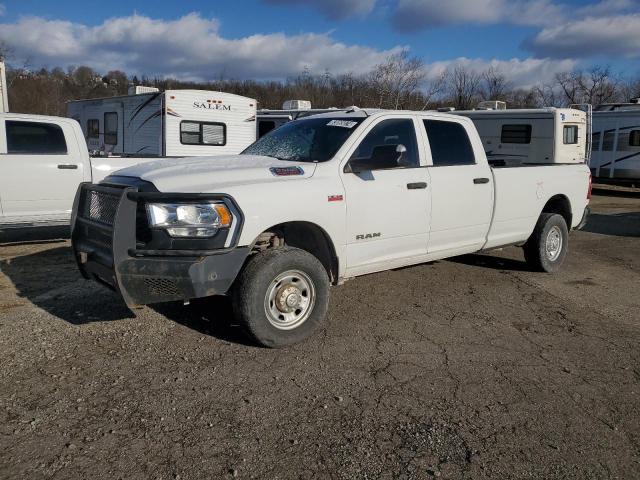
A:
<box><xmin>423</xmin><ymin>57</ymin><xmax>578</xmax><ymax>89</ymax></box>
<box><xmin>0</xmin><ymin>13</ymin><xmax>402</xmax><ymax>80</ymax></box>
<box><xmin>263</xmin><ymin>0</ymin><xmax>376</xmax><ymax>20</ymax></box>
<box><xmin>0</xmin><ymin>12</ymin><xmax>579</xmax><ymax>90</ymax></box>
<box><xmin>526</xmin><ymin>14</ymin><xmax>640</xmax><ymax>59</ymax></box>
<box><xmin>391</xmin><ymin>0</ymin><xmax>638</xmax><ymax>31</ymax></box>
<box><xmin>392</xmin><ymin>0</ymin><xmax>565</xmax><ymax>30</ymax></box>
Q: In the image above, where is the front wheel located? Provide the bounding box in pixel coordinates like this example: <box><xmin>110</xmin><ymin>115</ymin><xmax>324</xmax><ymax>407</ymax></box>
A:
<box><xmin>232</xmin><ymin>247</ymin><xmax>330</xmax><ymax>347</ymax></box>
<box><xmin>523</xmin><ymin>213</ymin><xmax>569</xmax><ymax>273</ymax></box>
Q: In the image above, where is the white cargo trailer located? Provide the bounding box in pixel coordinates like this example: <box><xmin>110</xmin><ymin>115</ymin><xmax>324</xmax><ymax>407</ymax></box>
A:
<box><xmin>589</xmin><ymin>100</ymin><xmax>640</xmax><ymax>184</ymax></box>
<box><xmin>453</xmin><ymin>108</ymin><xmax>588</xmax><ymax>165</ymax></box>
<box><xmin>67</xmin><ymin>89</ymin><xmax>257</xmax><ymax>157</ymax></box>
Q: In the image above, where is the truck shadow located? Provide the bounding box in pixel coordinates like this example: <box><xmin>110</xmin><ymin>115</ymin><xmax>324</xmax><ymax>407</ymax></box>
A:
<box><xmin>0</xmin><ymin>245</ymin><xmax>134</xmax><ymax>324</ymax></box>
<box><xmin>581</xmin><ymin>212</ymin><xmax>640</xmax><ymax>237</ymax></box>
<box><xmin>448</xmin><ymin>253</ymin><xmax>531</xmax><ymax>271</ymax></box>
<box><xmin>151</xmin><ymin>298</ymin><xmax>256</xmax><ymax>347</ymax></box>
<box><xmin>0</xmin><ymin>244</ymin><xmax>254</xmax><ymax>344</ymax></box>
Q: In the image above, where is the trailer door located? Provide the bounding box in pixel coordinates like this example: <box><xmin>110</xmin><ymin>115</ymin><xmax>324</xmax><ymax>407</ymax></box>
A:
<box><xmin>103</xmin><ymin>108</ymin><xmax>123</xmax><ymax>154</ymax></box>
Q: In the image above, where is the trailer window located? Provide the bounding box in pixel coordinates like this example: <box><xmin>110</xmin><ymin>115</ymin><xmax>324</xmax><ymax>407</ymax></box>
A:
<box><xmin>501</xmin><ymin>124</ymin><xmax>532</xmax><ymax>144</ymax></box>
<box><xmin>180</xmin><ymin>121</ymin><xmax>226</xmax><ymax>146</ymax></box>
<box><xmin>563</xmin><ymin>125</ymin><xmax>578</xmax><ymax>144</ymax></box>
<box><xmin>6</xmin><ymin>120</ymin><xmax>68</xmax><ymax>155</ymax></box>
<box><xmin>591</xmin><ymin>132</ymin><xmax>601</xmax><ymax>151</ymax></box>
<box><xmin>630</xmin><ymin>130</ymin><xmax>640</xmax><ymax>147</ymax></box>
<box><xmin>104</xmin><ymin>112</ymin><xmax>118</xmax><ymax>145</ymax></box>
<box><xmin>87</xmin><ymin>119</ymin><xmax>99</xmax><ymax>139</ymax></box>
<box><xmin>423</xmin><ymin>120</ymin><xmax>475</xmax><ymax>166</ymax></box>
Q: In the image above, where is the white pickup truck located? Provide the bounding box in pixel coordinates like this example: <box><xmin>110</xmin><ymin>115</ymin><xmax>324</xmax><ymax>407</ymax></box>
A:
<box><xmin>0</xmin><ymin>113</ymin><xmax>171</xmax><ymax>228</ymax></box>
<box><xmin>71</xmin><ymin>109</ymin><xmax>592</xmax><ymax>347</ymax></box>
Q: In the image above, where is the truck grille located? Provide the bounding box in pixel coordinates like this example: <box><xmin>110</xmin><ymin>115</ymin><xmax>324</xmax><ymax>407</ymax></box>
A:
<box><xmin>83</xmin><ymin>189</ymin><xmax>120</xmax><ymax>226</ymax></box>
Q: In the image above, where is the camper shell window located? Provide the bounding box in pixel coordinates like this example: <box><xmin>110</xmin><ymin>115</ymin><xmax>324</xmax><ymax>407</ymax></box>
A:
<box><xmin>6</xmin><ymin>120</ymin><xmax>68</xmax><ymax>155</ymax></box>
<box><xmin>87</xmin><ymin>119</ymin><xmax>99</xmax><ymax>139</ymax></box>
<box><xmin>104</xmin><ymin>112</ymin><xmax>118</xmax><ymax>145</ymax></box>
<box><xmin>563</xmin><ymin>125</ymin><xmax>578</xmax><ymax>144</ymax></box>
<box><xmin>501</xmin><ymin>124</ymin><xmax>532</xmax><ymax>144</ymax></box>
<box><xmin>630</xmin><ymin>130</ymin><xmax>640</xmax><ymax>147</ymax></box>
<box><xmin>180</xmin><ymin>121</ymin><xmax>226</xmax><ymax>146</ymax></box>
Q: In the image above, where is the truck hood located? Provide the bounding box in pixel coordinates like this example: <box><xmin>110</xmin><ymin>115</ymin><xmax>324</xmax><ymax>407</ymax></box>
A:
<box><xmin>111</xmin><ymin>155</ymin><xmax>316</xmax><ymax>192</ymax></box>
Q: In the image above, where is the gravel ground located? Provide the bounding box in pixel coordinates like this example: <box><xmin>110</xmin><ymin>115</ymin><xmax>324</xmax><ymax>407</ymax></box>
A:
<box><xmin>0</xmin><ymin>187</ymin><xmax>639</xmax><ymax>480</ymax></box>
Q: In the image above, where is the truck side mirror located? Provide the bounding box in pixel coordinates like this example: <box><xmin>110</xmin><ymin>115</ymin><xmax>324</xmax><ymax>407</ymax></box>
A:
<box><xmin>344</xmin><ymin>144</ymin><xmax>408</xmax><ymax>173</ymax></box>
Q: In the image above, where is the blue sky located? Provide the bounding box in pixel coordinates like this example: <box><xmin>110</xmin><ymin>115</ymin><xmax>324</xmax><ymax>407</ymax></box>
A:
<box><xmin>1</xmin><ymin>0</ymin><xmax>639</xmax><ymax>87</ymax></box>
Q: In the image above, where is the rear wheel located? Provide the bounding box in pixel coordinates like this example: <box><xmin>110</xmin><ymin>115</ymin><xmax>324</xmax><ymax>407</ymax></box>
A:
<box><xmin>232</xmin><ymin>247</ymin><xmax>330</xmax><ymax>347</ymax></box>
<box><xmin>523</xmin><ymin>213</ymin><xmax>569</xmax><ymax>273</ymax></box>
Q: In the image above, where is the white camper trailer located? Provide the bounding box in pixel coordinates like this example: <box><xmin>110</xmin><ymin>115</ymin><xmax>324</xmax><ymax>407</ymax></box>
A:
<box><xmin>256</xmin><ymin>100</ymin><xmax>339</xmax><ymax>137</ymax></box>
<box><xmin>453</xmin><ymin>108</ymin><xmax>588</xmax><ymax>166</ymax></box>
<box><xmin>67</xmin><ymin>89</ymin><xmax>257</xmax><ymax>157</ymax></box>
<box><xmin>0</xmin><ymin>61</ymin><xmax>8</xmax><ymax>113</ymax></box>
<box><xmin>589</xmin><ymin>100</ymin><xmax>640</xmax><ymax>184</ymax></box>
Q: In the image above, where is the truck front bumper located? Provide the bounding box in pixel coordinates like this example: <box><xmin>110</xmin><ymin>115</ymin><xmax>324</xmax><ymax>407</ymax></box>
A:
<box><xmin>71</xmin><ymin>182</ymin><xmax>248</xmax><ymax>307</ymax></box>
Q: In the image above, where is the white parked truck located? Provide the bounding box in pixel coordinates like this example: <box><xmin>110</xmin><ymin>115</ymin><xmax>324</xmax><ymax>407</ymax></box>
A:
<box><xmin>71</xmin><ymin>109</ymin><xmax>592</xmax><ymax>347</ymax></box>
<box><xmin>0</xmin><ymin>113</ymin><xmax>187</xmax><ymax>228</ymax></box>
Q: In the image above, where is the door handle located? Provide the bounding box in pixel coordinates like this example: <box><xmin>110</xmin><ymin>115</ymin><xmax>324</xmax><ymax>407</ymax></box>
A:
<box><xmin>473</xmin><ymin>177</ymin><xmax>490</xmax><ymax>184</ymax></box>
<box><xmin>58</xmin><ymin>164</ymin><xmax>78</xmax><ymax>170</ymax></box>
<box><xmin>407</xmin><ymin>182</ymin><xmax>427</xmax><ymax>189</ymax></box>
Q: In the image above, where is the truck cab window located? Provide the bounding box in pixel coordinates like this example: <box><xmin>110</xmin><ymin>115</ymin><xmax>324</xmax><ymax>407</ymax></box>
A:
<box><xmin>104</xmin><ymin>112</ymin><xmax>118</xmax><ymax>145</ymax></box>
<box><xmin>350</xmin><ymin>118</ymin><xmax>419</xmax><ymax>170</ymax></box>
<box><xmin>424</xmin><ymin>120</ymin><xmax>475</xmax><ymax>166</ymax></box>
<box><xmin>563</xmin><ymin>125</ymin><xmax>578</xmax><ymax>144</ymax></box>
<box><xmin>6</xmin><ymin>120</ymin><xmax>68</xmax><ymax>154</ymax></box>
<box><xmin>258</xmin><ymin>120</ymin><xmax>276</xmax><ymax>138</ymax></box>
<box><xmin>501</xmin><ymin>124</ymin><xmax>532</xmax><ymax>144</ymax></box>
<box><xmin>87</xmin><ymin>119</ymin><xmax>99</xmax><ymax>139</ymax></box>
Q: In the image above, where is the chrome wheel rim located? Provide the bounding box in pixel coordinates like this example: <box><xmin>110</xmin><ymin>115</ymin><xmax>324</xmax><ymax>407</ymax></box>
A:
<box><xmin>545</xmin><ymin>226</ymin><xmax>563</xmax><ymax>261</ymax></box>
<box><xmin>264</xmin><ymin>270</ymin><xmax>315</xmax><ymax>330</ymax></box>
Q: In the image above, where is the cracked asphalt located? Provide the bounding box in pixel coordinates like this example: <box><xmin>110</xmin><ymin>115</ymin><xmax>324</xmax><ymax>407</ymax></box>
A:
<box><xmin>0</xmin><ymin>187</ymin><xmax>639</xmax><ymax>480</ymax></box>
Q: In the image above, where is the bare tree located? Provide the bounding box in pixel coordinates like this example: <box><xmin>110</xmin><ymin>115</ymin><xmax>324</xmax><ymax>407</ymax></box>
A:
<box><xmin>482</xmin><ymin>67</ymin><xmax>510</xmax><ymax>101</ymax></box>
<box><xmin>577</xmin><ymin>66</ymin><xmax>619</xmax><ymax>105</ymax></box>
<box><xmin>370</xmin><ymin>50</ymin><xmax>426</xmax><ymax>109</ymax></box>
<box><xmin>446</xmin><ymin>65</ymin><xmax>481</xmax><ymax>110</ymax></box>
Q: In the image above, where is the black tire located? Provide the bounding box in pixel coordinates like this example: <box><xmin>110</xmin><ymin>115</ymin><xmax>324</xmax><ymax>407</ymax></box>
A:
<box><xmin>232</xmin><ymin>247</ymin><xmax>330</xmax><ymax>348</ymax></box>
<box><xmin>523</xmin><ymin>213</ymin><xmax>569</xmax><ymax>273</ymax></box>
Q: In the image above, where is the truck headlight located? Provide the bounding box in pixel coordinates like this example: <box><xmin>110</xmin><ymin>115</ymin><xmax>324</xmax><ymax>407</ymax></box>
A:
<box><xmin>146</xmin><ymin>202</ymin><xmax>232</xmax><ymax>238</ymax></box>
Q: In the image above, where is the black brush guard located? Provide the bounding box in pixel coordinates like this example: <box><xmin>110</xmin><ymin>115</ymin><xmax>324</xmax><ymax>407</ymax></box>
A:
<box><xmin>71</xmin><ymin>183</ymin><xmax>248</xmax><ymax>307</ymax></box>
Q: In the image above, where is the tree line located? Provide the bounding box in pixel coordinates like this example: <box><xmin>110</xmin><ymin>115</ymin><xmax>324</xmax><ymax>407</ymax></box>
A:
<box><xmin>3</xmin><ymin>49</ymin><xmax>639</xmax><ymax>116</ymax></box>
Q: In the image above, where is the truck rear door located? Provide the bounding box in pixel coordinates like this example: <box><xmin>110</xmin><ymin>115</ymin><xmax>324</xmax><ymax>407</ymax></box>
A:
<box><xmin>0</xmin><ymin>118</ymin><xmax>84</xmax><ymax>223</ymax></box>
<box><xmin>420</xmin><ymin>117</ymin><xmax>493</xmax><ymax>254</ymax></box>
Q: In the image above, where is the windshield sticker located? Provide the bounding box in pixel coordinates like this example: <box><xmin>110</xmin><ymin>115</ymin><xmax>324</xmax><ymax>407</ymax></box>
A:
<box><xmin>327</xmin><ymin>120</ymin><xmax>358</xmax><ymax>128</ymax></box>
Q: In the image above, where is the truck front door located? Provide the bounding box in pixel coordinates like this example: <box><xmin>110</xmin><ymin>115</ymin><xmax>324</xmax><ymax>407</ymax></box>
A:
<box><xmin>420</xmin><ymin>118</ymin><xmax>493</xmax><ymax>254</ymax></box>
<box><xmin>341</xmin><ymin>116</ymin><xmax>430</xmax><ymax>274</ymax></box>
<box><xmin>0</xmin><ymin>119</ymin><xmax>84</xmax><ymax>223</ymax></box>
